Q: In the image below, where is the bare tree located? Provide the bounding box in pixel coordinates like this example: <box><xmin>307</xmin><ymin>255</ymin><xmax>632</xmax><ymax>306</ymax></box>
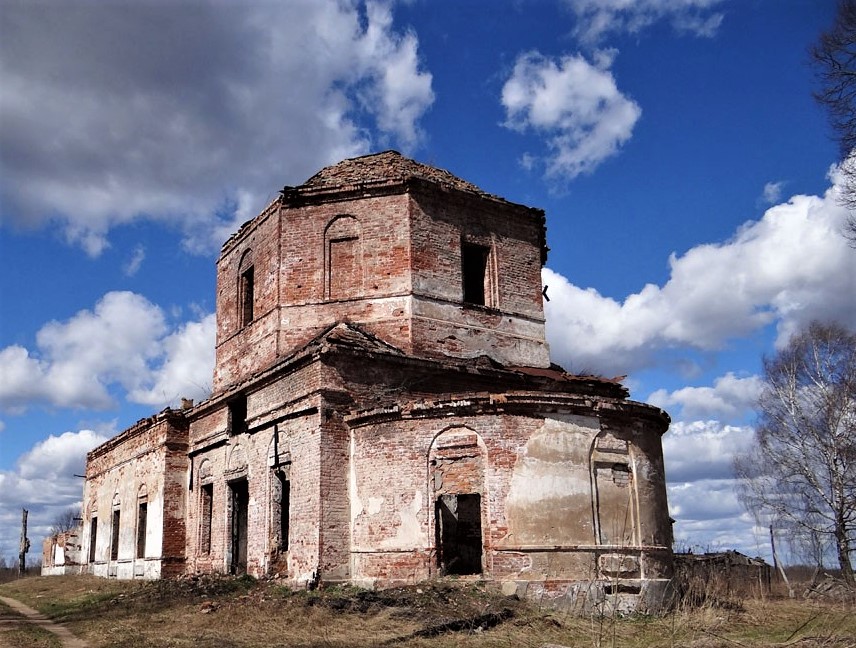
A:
<box><xmin>811</xmin><ymin>0</ymin><xmax>856</xmax><ymax>244</ymax></box>
<box><xmin>50</xmin><ymin>506</ymin><xmax>81</xmax><ymax>536</ymax></box>
<box><xmin>735</xmin><ymin>321</ymin><xmax>856</xmax><ymax>584</ymax></box>
<box><xmin>787</xmin><ymin>525</ymin><xmax>832</xmax><ymax>571</ymax></box>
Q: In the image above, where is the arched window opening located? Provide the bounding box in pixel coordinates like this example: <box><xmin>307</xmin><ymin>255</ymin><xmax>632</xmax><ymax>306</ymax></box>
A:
<box><xmin>272</xmin><ymin>469</ymin><xmax>291</xmax><ymax>551</ymax></box>
<box><xmin>200</xmin><ymin>483</ymin><xmax>213</xmax><ymax>555</ymax></box>
<box><xmin>197</xmin><ymin>460</ymin><xmax>214</xmax><ymax>556</ymax></box>
<box><xmin>88</xmin><ymin>517</ymin><xmax>98</xmax><ymax>563</ymax></box>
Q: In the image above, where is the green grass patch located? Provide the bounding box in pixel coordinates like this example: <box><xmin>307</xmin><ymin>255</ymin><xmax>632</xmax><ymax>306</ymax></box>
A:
<box><xmin>38</xmin><ymin>588</ymin><xmax>121</xmax><ymax>621</ymax></box>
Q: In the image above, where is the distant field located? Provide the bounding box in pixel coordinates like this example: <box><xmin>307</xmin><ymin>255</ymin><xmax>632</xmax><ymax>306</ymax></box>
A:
<box><xmin>0</xmin><ymin>574</ymin><xmax>853</xmax><ymax>648</ymax></box>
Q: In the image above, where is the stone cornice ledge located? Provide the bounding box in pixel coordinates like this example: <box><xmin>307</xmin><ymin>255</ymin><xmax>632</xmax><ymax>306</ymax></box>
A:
<box><xmin>344</xmin><ymin>391</ymin><xmax>669</xmax><ymax>433</ymax></box>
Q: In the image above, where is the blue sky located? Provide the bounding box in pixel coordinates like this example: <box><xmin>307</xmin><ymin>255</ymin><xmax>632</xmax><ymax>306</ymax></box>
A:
<box><xmin>2</xmin><ymin>0</ymin><xmax>855</xmax><ymax>566</ymax></box>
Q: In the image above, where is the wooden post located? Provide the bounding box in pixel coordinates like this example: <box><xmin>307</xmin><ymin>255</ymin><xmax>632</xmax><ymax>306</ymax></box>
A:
<box><xmin>769</xmin><ymin>524</ymin><xmax>793</xmax><ymax>597</ymax></box>
<box><xmin>18</xmin><ymin>508</ymin><xmax>30</xmax><ymax>577</ymax></box>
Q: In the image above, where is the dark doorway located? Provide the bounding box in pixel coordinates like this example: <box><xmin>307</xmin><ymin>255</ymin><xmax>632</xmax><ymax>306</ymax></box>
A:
<box><xmin>230</xmin><ymin>479</ymin><xmax>249</xmax><ymax>575</ymax></box>
<box><xmin>274</xmin><ymin>471</ymin><xmax>290</xmax><ymax>551</ymax></box>
<box><xmin>436</xmin><ymin>493</ymin><xmax>482</xmax><ymax>575</ymax></box>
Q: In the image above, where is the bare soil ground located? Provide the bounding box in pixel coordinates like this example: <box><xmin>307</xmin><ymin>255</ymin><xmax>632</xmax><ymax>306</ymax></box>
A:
<box><xmin>0</xmin><ymin>575</ymin><xmax>853</xmax><ymax>648</ymax></box>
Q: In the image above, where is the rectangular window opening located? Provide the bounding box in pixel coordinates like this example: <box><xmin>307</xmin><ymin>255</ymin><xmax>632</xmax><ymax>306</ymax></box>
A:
<box><xmin>89</xmin><ymin>517</ymin><xmax>97</xmax><ymax>563</ymax></box>
<box><xmin>604</xmin><ymin>583</ymin><xmax>641</xmax><ymax>595</ymax></box>
<box><xmin>200</xmin><ymin>484</ymin><xmax>213</xmax><ymax>555</ymax></box>
<box><xmin>328</xmin><ymin>236</ymin><xmax>359</xmax><ymax>300</ymax></box>
<box><xmin>240</xmin><ymin>266</ymin><xmax>254</xmax><ymax>327</ymax></box>
<box><xmin>110</xmin><ymin>509</ymin><xmax>120</xmax><ymax>561</ymax></box>
<box><xmin>228</xmin><ymin>396</ymin><xmax>248</xmax><ymax>436</ymax></box>
<box><xmin>462</xmin><ymin>243</ymin><xmax>490</xmax><ymax>306</ymax></box>
<box><xmin>436</xmin><ymin>493</ymin><xmax>483</xmax><ymax>576</ymax></box>
<box><xmin>136</xmin><ymin>501</ymin><xmax>148</xmax><ymax>559</ymax></box>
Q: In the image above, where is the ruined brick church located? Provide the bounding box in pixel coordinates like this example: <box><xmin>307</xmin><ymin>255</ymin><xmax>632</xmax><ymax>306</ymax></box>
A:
<box><xmin>69</xmin><ymin>152</ymin><xmax>674</xmax><ymax>609</ymax></box>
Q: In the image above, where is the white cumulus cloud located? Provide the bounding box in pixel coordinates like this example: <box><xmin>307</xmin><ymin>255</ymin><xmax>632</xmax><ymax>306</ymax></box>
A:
<box><xmin>501</xmin><ymin>50</ymin><xmax>641</xmax><ymax>181</ymax></box>
<box><xmin>564</xmin><ymin>0</ymin><xmax>725</xmax><ymax>44</ymax></box>
<box><xmin>129</xmin><ymin>314</ymin><xmax>216</xmax><ymax>406</ymax></box>
<box><xmin>543</xmin><ymin>179</ymin><xmax>856</xmax><ymax>377</ymax></box>
<box><xmin>0</xmin><ymin>0</ymin><xmax>434</xmax><ymax>257</ymax></box>
<box><xmin>662</xmin><ymin>420</ymin><xmax>766</xmax><ymax>557</ymax></box>
<box><xmin>648</xmin><ymin>373</ymin><xmax>764</xmax><ymax>422</ymax></box>
<box><xmin>669</xmin><ymin>479</ymin><xmax>765</xmax><ymax>555</ymax></box>
<box><xmin>0</xmin><ymin>292</ymin><xmax>214</xmax><ymax>413</ymax></box>
<box><xmin>0</xmin><ymin>428</ymin><xmax>110</xmax><ymax>561</ymax></box>
<box><xmin>663</xmin><ymin>420</ymin><xmax>755</xmax><ymax>483</ymax></box>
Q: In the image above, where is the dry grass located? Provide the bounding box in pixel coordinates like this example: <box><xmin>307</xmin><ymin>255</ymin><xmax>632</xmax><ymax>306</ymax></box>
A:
<box><xmin>0</xmin><ymin>575</ymin><xmax>853</xmax><ymax>648</ymax></box>
<box><xmin>0</xmin><ymin>597</ymin><xmax>63</xmax><ymax>648</ymax></box>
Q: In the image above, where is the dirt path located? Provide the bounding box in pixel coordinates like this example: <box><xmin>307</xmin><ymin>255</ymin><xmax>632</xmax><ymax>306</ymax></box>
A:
<box><xmin>0</xmin><ymin>596</ymin><xmax>88</xmax><ymax>648</ymax></box>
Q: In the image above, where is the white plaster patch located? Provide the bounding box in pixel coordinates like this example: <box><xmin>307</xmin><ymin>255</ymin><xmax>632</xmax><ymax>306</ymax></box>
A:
<box><xmin>367</xmin><ymin>497</ymin><xmax>384</xmax><ymax>515</ymax></box>
<box><xmin>379</xmin><ymin>490</ymin><xmax>426</xmax><ymax>549</ymax></box>
<box><xmin>507</xmin><ymin>416</ymin><xmax>599</xmax><ymax>506</ymax></box>
<box><xmin>349</xmin><ymin>434</ymin><xmax>363</xmax><ymax>521</ymax></box>
<box><xmin>507</xmin><ymin>464</ymin><xmax>591</xmax><ymax>505</ymax></box>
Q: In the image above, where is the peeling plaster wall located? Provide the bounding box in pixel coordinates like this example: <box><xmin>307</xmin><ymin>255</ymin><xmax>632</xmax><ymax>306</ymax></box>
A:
<box><xmin>42</xmin><ymin>530</ymin><xmax>83</xmax><ymax>576</ymax></box>
<box><xmin>347</xmin><ymin>406</ymin><xmax>671</xmax><ymax>593</ymax></box>
<box><xmin>505</xmin><ymin>414</ymin><xmax>600</xmax><ymax>547</ymax></box>
<box><xmin>80</xmin><ymin>412</ymin><xmax>187</xmax><ymax>580</ymax></box>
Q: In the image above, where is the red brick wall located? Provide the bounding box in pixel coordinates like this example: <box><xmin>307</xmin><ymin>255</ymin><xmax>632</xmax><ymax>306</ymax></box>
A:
<box><xmin>214</xmin><ymin>193</ymin><xmax>416</xmax><ymax>391</ymax></box>
<box><xmin>317</xmin><ymin>413</ymin><xmax>351</xmax><ymax>581</ymax></box>
<box><xmin>185</xmin><ymin>391</ymin><xmax>329</xmax><ymax>581</ymax></box>
<box><xmin>408</xmin><ymin>188</ymin><xmax>545</xmax><ymax>317</ymax></box>
<box><xmin>408</xmin><ymin>187</ymin><xmax>550</xmax><ymax>368</ymax></box>
<box><xmin>214</xmin><ymin>203</ymin><xmax>281</xmax><ymax>391</ymax></box>
<box><xmin>213</xmin><ymin>183</ymin><xmax>551</xmax><ymax>393</ymax></box>
<box><xmin>161</xmin><ymin>445</ymin><xmax>188</xmax><ymax>576</ymax></box>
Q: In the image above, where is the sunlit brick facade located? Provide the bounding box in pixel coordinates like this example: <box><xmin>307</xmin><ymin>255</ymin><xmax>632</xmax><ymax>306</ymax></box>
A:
<box><xmin>75</xmin><ymin>152</ymin><xmax>674</xmax><ymax>612</ymax></box>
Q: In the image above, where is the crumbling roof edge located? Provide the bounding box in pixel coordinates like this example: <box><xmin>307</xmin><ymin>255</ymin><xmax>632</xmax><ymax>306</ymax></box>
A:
<box><xmin>301</xmin><ymin>150</ymin><xmax>500</xmax><ymax>196</ymax></box>
<box><xmin>218</xmin><ymin>151</ymin><xmax>547</xmax><ymax>260</ymax></box>
<box><xmin>344</xmin><ymin>390</ymin><xmax>670</xmax><ymax>430</ymax></box>
<box><xmin>189</xmin><ymin>322</ymin><xmax>409</xmax><ymax>418</ymax></box>
<box><xmin>86</xmin><ymin>407</ymin><xmax>188</xmax><ymax>463</ymax></box>
<box><xmin>220</xmin><ymin>197</ymin><xmax>281</xmax><ymax>255</ymax></box>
